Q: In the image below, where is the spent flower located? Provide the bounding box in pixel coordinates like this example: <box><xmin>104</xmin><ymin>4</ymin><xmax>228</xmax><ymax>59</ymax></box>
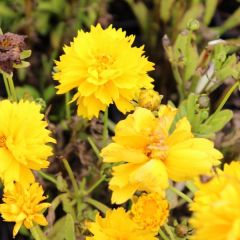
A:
<box><xmin>0</xmin><ymin>32</ymin><xmax>27</xmax><ymax>74</ymax></box>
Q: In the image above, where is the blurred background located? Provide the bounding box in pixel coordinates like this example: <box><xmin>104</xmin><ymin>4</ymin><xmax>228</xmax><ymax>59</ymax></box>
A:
<box><xmin>0</xmin><ymin>0</ymin><xmax>240</xmax><ymax>239</ymax></box>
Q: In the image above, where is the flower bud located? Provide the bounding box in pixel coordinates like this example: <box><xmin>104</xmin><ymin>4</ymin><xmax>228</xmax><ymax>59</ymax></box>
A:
<box><xmin>138</xmin><ymin>89</ymin><xmax>162</xmax><ymax>111</ymax></box>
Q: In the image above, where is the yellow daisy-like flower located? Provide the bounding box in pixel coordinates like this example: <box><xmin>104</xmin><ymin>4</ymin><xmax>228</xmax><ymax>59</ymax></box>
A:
<box><xmin>190</xmin><ymin>161</ymin><xmax>240</xmax><ymax>240</ymax></box>
<box><xmin>86</xmin><ymin>207</ymin><xmax>157</xmax><ymax>240</ymax></box>
<box><xmin>0</xmin><ymin>100</ymin><xmax>55</xmax><ymax>185</ymax></box>
<box><xmin>0</xmin><ymin>182</ymin><xmax>51</xmax><ymax>237</ymax></box>
<box><xmin>53</xmin><ymin>24</ymin><xmax>154</xmax><ymax>119</ymax></box>
<box><xmin>130</xmin><ymin>192</ymin><xmax>169</xmax><ymax>233</ymax></box>
<box><xmin>101</xmin><ymin>107</ymin><xmax>222</xmax><ymax>204</ymax></box>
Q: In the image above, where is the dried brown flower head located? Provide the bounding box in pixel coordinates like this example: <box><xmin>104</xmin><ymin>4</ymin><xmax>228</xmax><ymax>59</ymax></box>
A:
<box><xmin>0</xmin><ymin>32</ymin><xmax>26</xmax><ymax>73</ymax></box>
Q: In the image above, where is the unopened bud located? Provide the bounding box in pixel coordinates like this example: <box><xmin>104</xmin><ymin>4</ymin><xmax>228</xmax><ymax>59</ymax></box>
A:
<box><xmin>198</xmin><ymin>94</ymin><xmax>210</xmax><ymax>108</ymax></box>
<box><xmin>138</xmin><ymin>89</ymin><xmax>162</xmax><ymax>111</ymax></box>
<box><xmin>35</xmin><ymin>98</ymin><xmax>46</xmax><ymax>112</ymax></box>
<box><xmin>187</xmin><ymin>19</ymin><xmax>200</xmax><ymax>31</ymax></box>
<box><xmin>175</xmin><ymin>224</ymin><xmax>188</xmax><ymax>237</ymax></box>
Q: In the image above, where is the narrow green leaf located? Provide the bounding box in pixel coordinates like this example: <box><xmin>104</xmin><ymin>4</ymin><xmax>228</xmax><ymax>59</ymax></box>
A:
<box><xmin>203</xmin><ymin>0</ymin><xmax>218</xmax><ymax>25</ymax></box>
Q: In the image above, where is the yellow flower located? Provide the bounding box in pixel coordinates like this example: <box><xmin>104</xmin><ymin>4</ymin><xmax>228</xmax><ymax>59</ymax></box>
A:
<box><xmin>86</xmin><ymin>207</ymin><xmax>157</xmax><ymax>240</ymax></box>
<box><xmin>101</xmin><ymin>107</ymin><xmax>222</xmax><ymax>204</ymax></box>
<box><xmin>190</xmin><ymin>161</ymin><xmax>240</xmax><ymax>240</ymax></box>
<box><xmin>130</xmin><ymin>192</ymin><xmax>169</xmax><ymax>233</ymax></box>
<box><xmin>53</xmin><ymin>24</ymin><xmax>154</xmax><ymax>119</ymax></box>
<box><xmin>0</xmin><ymin>100</ymin><xmax>55</xmax><ymax>185</ymax></box>
<box><xmin>0</xmin><ymin>182</ymin><xmax>51</xmax><ymax>237</ymax></box>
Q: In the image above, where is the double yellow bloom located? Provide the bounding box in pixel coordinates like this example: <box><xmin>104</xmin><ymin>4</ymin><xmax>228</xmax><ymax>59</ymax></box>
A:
<box><xmin>101</xmin><ymin>106</ymin><xmax>222</xmax><ymax>204</ymax></box>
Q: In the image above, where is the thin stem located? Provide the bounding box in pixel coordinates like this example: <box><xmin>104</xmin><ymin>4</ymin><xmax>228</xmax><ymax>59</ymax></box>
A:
<box><xmin>7</xmin><ymin>74</ymin><xmax>17</xmax><ymax>101</ymax></box>
<box><xmin>65</xmin><ymin>93</ymin><xmax>71</xmax><ymax>120</ymax></box>
<box><xmin>102</xmin><ymin>108</ymin><xmax>109</xmax><ymax>146</ymax></box>
<box><xmin>30</xmin><ymin>225</ymin><xmax>47</xmax><ymax>240</ymax></box>
<box><xmin>107</xmin><ymin>119</ymin><xmax>115</xmax><ymax>132</ymax></box>
<box><xmin>2</xmin><ymin>74</ymin><xmax>11</xmax><ymax>98</ymax></box>
<box><xmin>38</xmin><ymin>170</ymin><xmax>57</xmax><ymax>185</ymax></box>
<box><xmin>186</xmin><ymin>181</ymin><xmax>197</xmax><ymax>194</ymax></box>
<box><xmin>86</xmin><ymin>175</ymin><xmax>106</xmax><ymax>195</ymax></box>
<box><xmin>159</xmin><ymin>228</ymin><xmax>169</xmax><ymax>240</ymax></box>
<box><xmin>62</xmin><ymin>159</ymin><xmax>79</xmax><ymax>196</ymax></box>
<box><xmin>85</xmin><ymin>197</ymin><xmax>109</xmax><ymax>214</ymax></box>
<box><xmin>87</xmin><ymin>136</ymin><xmax>101</xmax><ymax>159</ymax></box>
<box><xmin>168</xmin><ymin>185</ymin><xmax>193</xmax><ymax>203</ymax></box>
<box><xmin>215</xmin><ymin>81</ymin><xmax>239</xmax><ymax>113</ymax></box>
<box><xmin>164</xmin><ymin>224</ymin><xmax>175</xmax><ymax>240</ymax></box>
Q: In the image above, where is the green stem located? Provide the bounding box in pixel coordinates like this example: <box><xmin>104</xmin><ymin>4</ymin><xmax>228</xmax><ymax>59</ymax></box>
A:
<box><xmin>85</xmin><ymin>197</ymin><xmax>109</xmax><ymax>214</ymax></box>
<box><xmin>172</xmin><ymin>65</ymin><xmax>185</xmax><ymax>101</ymax></box>
<box><xmin>86</xmin><ymin>175</ymin><xmax>106</xmax><ymax>195</ymax></box>
<box><xmin>164</xmin><ymin>224</ymin><xmax>175</xmax><ymax>240</ymax></box>
<box><xmin>30</xmin><ymin>225</ymin><xmax>47</xmax><ymax>240</ymax></box>
<box><xmin>102</xmin><ymin>108</ymin><xmax>109</xmax><ymax>146</ymax></box>
<box><xmin>7</xmin><ymin>74</ymin><xmax>17</xmax><ymax>101</ymax></box>
<box><xmin>107</xmin><ymin>119</ymin><xmax>115</xmax><ymax>132</ymax></box>
<box><xmin>38</xmin><ymin>170</ymin><xmax>57</xmax><ymax>185</ymax></box>
<box><xmin>215</xmin><ymin>81</ymin><xmax>239</xmax><ymax>113</ymax></box>
<box><xmin>2</xmin><ymin>74</ymin><xmax>11</xmax><ymax>98</ymax></box>
<box><xmin>159</xmin><ymin>228</ymin><xmax>169</xmax><ymax>240</ymax></box>
<box><xmin>185</xmin><ymin>181</ymin><xmax>197</xmax><ymax>194</ymax></box>
<box><xmin>62</xmin><ymin>159</ymin><xmax>79</xmax><ymax>196</ymax></box>
<box><xmin>65</xmin><ymin>93</ymin><xmax>71</xmax><ymax>120</ymax></box>
<box><xmin>87</xmin><ymin>136</ymin><xmax>101</xmax><ymax>159</ymax></box>
<box><xmin>168</xmin><ymin>185</ymin><xmax>193</xmax><ymax>203</ymax></box>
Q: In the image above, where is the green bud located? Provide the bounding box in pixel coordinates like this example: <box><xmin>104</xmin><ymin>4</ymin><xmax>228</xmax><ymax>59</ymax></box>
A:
<box><xmin>187</xmin><ymin>19</ymin><xmax>200</xmax><ymax>31</ymax></box>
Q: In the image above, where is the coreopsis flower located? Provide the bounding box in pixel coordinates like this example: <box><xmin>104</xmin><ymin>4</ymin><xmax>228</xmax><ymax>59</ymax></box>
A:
<box><xmin>0</xmin><ymin>182</ymin><xmax>51</xmax><ymax>237</ymax></box>
<box><xmin>190</xmin><ymin>161</ymin><xmax>240</xmax><ymax>240</ymax></box>
<box><xmin>53</xmin><ymin>24</ymin><xmax>154</xmax><ymax>119</ymax></box>
<box><xmin>101</xmin><ymin>107</ymin><xmax>222</xmax><ymax>204</ymax></box>
<box><xmin>86</xmin><ymin>207</ymin><xmax>157</xmax><ymax>240</ymax></box>
<box><xmin>0</xmin><ymin>100</ymin><xmax>55</xmax><ymax>185</ymax></box>
<box><xmin>130</xmin><ymin>192</ymin><xmax>169</xmax><ymax>233</ymax></box>
<box><xmin>0</xmin><ymin>32</ymin><xmax>26</xmax><ymax>73</ymax></box>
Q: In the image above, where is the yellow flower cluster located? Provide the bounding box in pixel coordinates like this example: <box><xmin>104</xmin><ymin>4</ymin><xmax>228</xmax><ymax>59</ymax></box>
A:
<box><xmin>87</xmin><ymin>95</ymin><xmax>222</xmax><ymax>238</ymax></box>
<box><xmin>101</xmin><ymin>106</ymin><xmax>222</xmax><ymax>204</ymax></box>
<box><xmin>53</xmin><ymin>24</ymin><xmax>154</xmax><ymax>119</ymax></box>
<box><xmin>0</xmin><ymin>99</ymin><xmax>53</xmax><ymax>237</ymax></box>
<box><xmin>190</xmin><ymin>161</ymin><xmax>240</xmax><ymax>240</ymax></box>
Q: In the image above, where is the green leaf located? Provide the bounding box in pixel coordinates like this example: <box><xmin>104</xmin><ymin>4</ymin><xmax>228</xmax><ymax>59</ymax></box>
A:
<box><xmin>203</xmin><ymin>0</ymin><xmax>218</xmax><ymax>25</ymax></box>
<box><xmin>20</xmin><ymin>50</ymin><xmax>32</xmax><ymax>59</ymax></box>
<box><xmin>15</xmin><ymin>85</ymin><xmax>40</xmax><ymax>100</ymax></box>
<box><xmin>173</xmin><ymin>31</ymin><xmax>199</xmax><ymax>82</ymax></box>
<box><xmin>159</xmin><ymin>0</ymin><xmax>175</xmax><ymax>22</ymax></box>
<box><xmin>177</xmin><ymin>3</ymin><xmax>203</xmax><ymax>31</ymax></box>
<box><xmin>47</xmin><ymin>214</ymin><xmax>75</xmax><ymax>240</ymax></box>
<box><xmin>125</xmin><ymin>0</ymin><xmax>148</xmax><ymax>33</ymax></box>
<box><xmin>13</xmin><ymin>61</ymin><xmax>30</xmax><ymax>69</ymax></box>
<box><xmin>216</xmin><ymin>8</ymin><xmax>240</xmax><ymax>35</ymax></box>
<box><xmin>202</xmin><ymin>110</ymin><xmax>233</xmax><ymax>133</ymax></box>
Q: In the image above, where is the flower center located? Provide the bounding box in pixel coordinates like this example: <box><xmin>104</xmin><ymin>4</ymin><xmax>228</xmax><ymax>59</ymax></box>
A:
<box><xmin>145</xmin><ymin>129</ymin><xmax>168</xmax><ymax>161</ymax></box>
<box><xmin>0</xmin><ymin>135</ymin><xmax>6</xmax><ymax>148</ymax></box>
<box><xmin>130</xmin><ymin>193</ymin><xmax>169</xmax><ymax>232</ymax></box>
<box><xmin>95</xmin><ymin>54</ymin><xmax>114</xmax><ymax>71</ymax></box>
